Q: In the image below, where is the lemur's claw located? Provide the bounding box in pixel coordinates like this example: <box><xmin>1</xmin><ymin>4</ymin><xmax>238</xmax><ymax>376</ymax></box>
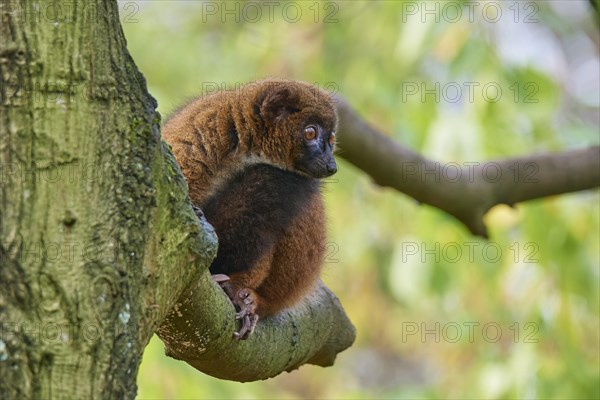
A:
<box><xmin>192</xmin><ymin>204</ymin><xmax>204</xmax><ymax>218</ymax></box>
<box><xmin>234</xmin><ymin>314</ymin><xmax>258</xmax><ymax>340</ymax></box>
<box><xmin>212</xmin><ymin>274</ymin><xmax>230</xmax><ymax>284</ymax></box>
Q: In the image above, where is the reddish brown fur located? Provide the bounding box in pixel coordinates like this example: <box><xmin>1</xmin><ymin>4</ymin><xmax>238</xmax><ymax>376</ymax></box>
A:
<box><xmin>163</xmin><ymin>79</ymin><xmax>337</xmax><ymax>206</ymax></box>
<box><xmin>163</xmin><ymin>79</ymin><xmax>337</xmax><ymax>326</ymax></box>
<box><xmin>231</xmin><ymin>198</ymin><xmax>326</xmax><ymax>317</ymax></box>
<box><xmin>200</xmin><ymin>164</ymin><xmax>326</xmax><ymax>317</ymax></box>
<box><xmin>257</xmin><ymin>192</ymin><xmax>325</xmax><ymax>315</ymax></box>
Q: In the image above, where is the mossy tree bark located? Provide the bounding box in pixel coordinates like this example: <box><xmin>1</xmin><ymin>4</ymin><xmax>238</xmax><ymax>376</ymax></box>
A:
<box><xmin>0</xmin><ymin>1</ymin><xmax>215</xmax><ymax>397</ymax></box>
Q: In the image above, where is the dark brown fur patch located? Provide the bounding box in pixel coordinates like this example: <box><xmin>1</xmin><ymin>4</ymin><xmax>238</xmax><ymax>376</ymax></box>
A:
<box><xmin>202</xmin><ymin>164</ymin><xmax>325</xmax><ymax>317</ymax></box>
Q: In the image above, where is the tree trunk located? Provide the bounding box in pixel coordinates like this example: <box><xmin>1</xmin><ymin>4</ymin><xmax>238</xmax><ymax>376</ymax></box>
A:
<box><xmin>0</xmin><ymin>1</ymin><xmax>214</xmax><ymax>397</ymax></box>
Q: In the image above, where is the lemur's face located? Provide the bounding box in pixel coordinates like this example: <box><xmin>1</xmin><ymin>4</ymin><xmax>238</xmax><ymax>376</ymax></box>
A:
<box><xmin>258</xmin><ymin>80</ymin><xmax>338</xmax><ymax>178</ymax></box>
<box><xmin>293</xmin><ymin>123</ymin><xmax>337</xmax><ymax>178</ymax></box>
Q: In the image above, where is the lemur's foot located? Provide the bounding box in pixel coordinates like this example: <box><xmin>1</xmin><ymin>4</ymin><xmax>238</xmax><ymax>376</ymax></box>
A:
<box><xmin>232</xmin><ymin>288</ymin><xmax>259</xmax><ymax>340</ymax></box>
<box><xmin>212</xmin><ymin>274</ymin><xmax>259</xmax><ymax>340</ymax></box>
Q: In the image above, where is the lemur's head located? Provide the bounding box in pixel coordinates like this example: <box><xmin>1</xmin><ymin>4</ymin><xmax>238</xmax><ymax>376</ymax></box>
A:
<box><xmin>257</xmin><ymin>80</ymin><xmax>338</xmax><ymax>179</ymax></box>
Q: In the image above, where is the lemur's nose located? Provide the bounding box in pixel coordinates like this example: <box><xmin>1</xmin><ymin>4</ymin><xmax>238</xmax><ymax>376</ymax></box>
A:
<box><xmin>326</xmin><ymin>162</ymin><xmax>337</xmax><ymax>175</ymax></box>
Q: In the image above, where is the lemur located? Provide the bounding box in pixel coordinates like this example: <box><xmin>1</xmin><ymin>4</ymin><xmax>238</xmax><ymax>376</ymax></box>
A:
<box><xmin>162</xmin><ymin>79</ymin><xmax>337</xmax><ymax>339</ymax></box>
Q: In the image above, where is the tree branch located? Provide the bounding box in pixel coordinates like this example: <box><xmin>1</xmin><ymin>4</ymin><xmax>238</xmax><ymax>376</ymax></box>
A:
<box><xmin>334</xmin><ymin>95</ymin><xmax>600</xmax><ymax>237</ymax></box>
<box><xmin>156</xmin><ymin>273</ymin><xmax>355</xmax><ymax>382</ymax></box>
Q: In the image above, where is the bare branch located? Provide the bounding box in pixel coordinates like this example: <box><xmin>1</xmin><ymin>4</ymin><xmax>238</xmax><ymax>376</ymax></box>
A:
<box><xmin>335</xmin><ymin>95</ymin><xmax>600</xmax><ymax>237</ymax></box>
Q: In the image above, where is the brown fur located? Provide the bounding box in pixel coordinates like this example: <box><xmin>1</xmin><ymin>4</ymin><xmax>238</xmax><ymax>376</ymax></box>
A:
<box><xmin>163</xmin><ymin>79</ymin><xmax>337</xmax><ymax>206</ymax></box>
<box><xmin>163</xmin><ymin>79</ymin><xmax>337</xmax><ymax>328</ymax></box>
<box><xmin>200</xmin><ymin>164</ymin><xmax>325</xmax><ymax>317</ymax></box>
<box><xmin>258</xmin><ymin>190</ymin><xmax>325</xmax><ymax>315</ymax></box>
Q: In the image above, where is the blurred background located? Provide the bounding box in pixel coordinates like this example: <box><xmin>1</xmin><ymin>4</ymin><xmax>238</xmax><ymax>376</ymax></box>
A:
<box><xmin>119</xmin><ymin>1</ymin><xmax>600</xmax><ymax>398</ymax></box>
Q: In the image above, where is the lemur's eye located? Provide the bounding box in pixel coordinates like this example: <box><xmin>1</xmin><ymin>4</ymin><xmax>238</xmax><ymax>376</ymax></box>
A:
<box><xmin>329</xmin><ymin>132</ymin><xmax>336</xmax><ymax>146</ymax></box>
<box><xmin>304</xmin><ymin>126</ymin><xmax>317</xmax><ymax>140</ymax></box>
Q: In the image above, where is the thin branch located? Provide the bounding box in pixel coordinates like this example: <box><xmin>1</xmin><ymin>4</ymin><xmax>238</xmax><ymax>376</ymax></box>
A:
<box><xmin>334</xmin><ymin>95</ymin><xmax>600</xmax><ymax>237</ymax></box>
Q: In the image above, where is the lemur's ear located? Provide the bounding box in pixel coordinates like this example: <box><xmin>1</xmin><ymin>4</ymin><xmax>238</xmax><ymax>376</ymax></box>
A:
<box><xmin>260</xmin><ymin>85</ymin><xmax>301</xmax><ymax>122</ymax></box>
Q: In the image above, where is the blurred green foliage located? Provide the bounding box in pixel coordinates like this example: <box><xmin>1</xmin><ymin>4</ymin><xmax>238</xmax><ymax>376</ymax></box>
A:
<box><xmin>120</xmin><ymin>1</ymin><xmax>599</xmax><ymax>398</ymax></box>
